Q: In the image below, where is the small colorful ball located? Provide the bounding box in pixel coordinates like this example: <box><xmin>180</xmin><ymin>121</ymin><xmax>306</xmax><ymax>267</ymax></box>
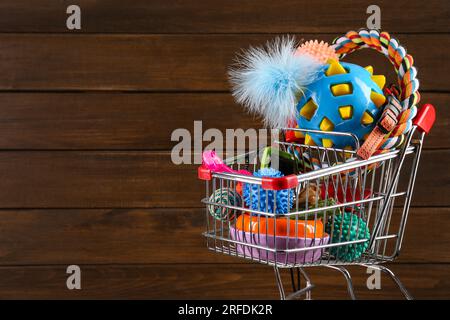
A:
<box><xmin>295</xmin><ymin>40</ymin><xmax>338</xmax><ymax>64</ymax></box>
<box><xmin>325</xmin><ymin>212</ymin><xmax>370</xmax><ymax>262</ymax></box>
<box><xmin>243</xmin><ymin>168</ymin><xmax>294</xmax><ymax>214</ymax></box>
<box><xmin>208</xmin><ymin>188</ymin><xmax>242</xmax><ymax>221</ymax></box>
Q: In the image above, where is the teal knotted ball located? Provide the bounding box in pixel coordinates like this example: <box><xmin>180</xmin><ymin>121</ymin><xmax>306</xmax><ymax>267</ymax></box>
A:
<box><xmin>325</xmin><ymin>212</ymin><xmax>370</xmax><ymax>262</ymax></box>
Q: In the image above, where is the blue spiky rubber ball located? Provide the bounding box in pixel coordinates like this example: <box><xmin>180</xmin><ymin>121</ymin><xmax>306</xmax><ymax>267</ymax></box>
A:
<box><xmin>243</xmin><ymin>168</ymin><xmax>294</xmax><ymax>214</ymax></box>
<box><xmin>296</xmin><ymin>60</ymin><xmax>386</xmax><ymax>149</ymax></box>
<box><xmin>325</xmin><ymin>212</ymin><xmax>370</xmax><ymax>262</ymax></box>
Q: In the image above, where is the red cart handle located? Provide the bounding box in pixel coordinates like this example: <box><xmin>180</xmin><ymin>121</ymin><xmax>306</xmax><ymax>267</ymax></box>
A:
<box><xmin>261</xmin><ymin>175</ymin><xmax>298</xmax><ymax>190</ymax></box>
<box><xmin>413</xmin><ymin>103</ymin><xmax>436</xmax><ymax>134</ymax></box>
<box><xmin>198</xmin><ymin>165</ymin><xmax>298</xmax><ymax>190</ymax></box>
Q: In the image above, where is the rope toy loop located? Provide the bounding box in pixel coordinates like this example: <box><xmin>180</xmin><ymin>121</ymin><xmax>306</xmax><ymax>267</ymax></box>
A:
<box><xmin>332</xmin><ymin>29</ymin><xmax>420</xmax><ymax>156</ymax></box>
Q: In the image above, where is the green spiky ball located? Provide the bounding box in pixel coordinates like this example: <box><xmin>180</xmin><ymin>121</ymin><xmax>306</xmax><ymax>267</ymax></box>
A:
<box><xmin>325</xmin><ymin>212</ymin><xmax>370</xmax><ymax>262</ymax></box>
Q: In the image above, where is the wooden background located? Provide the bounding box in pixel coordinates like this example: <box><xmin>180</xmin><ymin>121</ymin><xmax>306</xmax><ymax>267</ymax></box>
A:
<box><xmin>0</xmin><ymin>0</ymin><xmax>448</xmax><ymax>299</ymax></box>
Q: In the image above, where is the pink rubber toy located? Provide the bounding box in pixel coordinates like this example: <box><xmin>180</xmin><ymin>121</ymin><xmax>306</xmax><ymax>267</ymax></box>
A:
<box><xmin>202</xmin><ymin>150</ymin><xmax>251</xmax><ymax>176</ymax></box>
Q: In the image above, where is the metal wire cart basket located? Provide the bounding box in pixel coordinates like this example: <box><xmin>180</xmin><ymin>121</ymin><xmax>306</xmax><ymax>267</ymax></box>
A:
<box><xmin>198</xmin><ymin>30</ymin><xmax>436</xmax><ymax>299</ymax></box>
<box><xmin>199</xmin><ymin>110</ymin><xmax>434</xmax><ymax>299</ymax></box>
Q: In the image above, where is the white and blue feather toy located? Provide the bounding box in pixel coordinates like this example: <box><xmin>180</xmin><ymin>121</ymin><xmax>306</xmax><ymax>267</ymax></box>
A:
<box><xmin>229</xmin><ymin>36</ymin><xmax>388</xmax><ymax>150</ymax></box>
<box><xmin>229</xmin><ymin>37</ymin><xmax>322</xmax><ymax>129</ymax></box>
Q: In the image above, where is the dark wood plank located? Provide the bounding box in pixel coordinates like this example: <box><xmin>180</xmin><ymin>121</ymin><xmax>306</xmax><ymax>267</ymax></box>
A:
<box><xmin>0</xmin><ymin>150</ymin><xmax>445</xmax><ymax>208</ymax></box>
<box><xmin>0</xmin><ymin>151</ymin><xmax>201</xmax><ymax>208</ymax></box>
<box><xmin>0</xmin><ymin>0</ymin><xmax>448</xmax><ymax>33</ymax></box>
<box><xmin>400</xmin><ymin>208</ymin><xmax>450</xmax><ymax>263</ymax></box>
<box><xmin>0</xmin><ymin>34</ymin><xmax>447</xmax><ymax>91</ymax></box>
<box><xmin>0</xmin><ymin>263</ymin><xmax>447</xmax><ymax>299</ymax></box>
<box><xmin>0</xmin><ymin>208</ymin><xmax>447</xmax><ymax>265</ymax></box>
<box><xmin>424</xmin><ymin>93</ymin><xmax>449</xmax><ymax>149</ymax></box>
<box><xmin>0</xmin><ymin>93</ymin><xmax>259</xmax><ymax>150</ymax></box>
<box><xmin>0</xmin><ymin>92</ymin><xmax>445</xmax><ymax>150</ymax></box>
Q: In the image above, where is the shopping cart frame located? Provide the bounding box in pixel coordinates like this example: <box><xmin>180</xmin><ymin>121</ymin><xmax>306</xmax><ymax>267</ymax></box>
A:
<box><xmin>198</xmin><ymin>104</ymin><xmax>435</xmax><ymax>300</ymax></box>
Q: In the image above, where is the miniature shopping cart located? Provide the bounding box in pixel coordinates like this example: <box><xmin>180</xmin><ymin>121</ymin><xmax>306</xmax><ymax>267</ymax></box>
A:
<box><xmin>198</xmin><ymin>104</ymin><xmax>435</xmax><ymax>300</ymax></box>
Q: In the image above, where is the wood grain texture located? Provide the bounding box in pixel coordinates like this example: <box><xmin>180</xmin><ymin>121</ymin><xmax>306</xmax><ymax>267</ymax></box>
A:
<box><xmin>0</xmin><ymin>0</ymin><xmax>448</xmax><ymax>33</ymax></box>
<box><xmin>0</xmin><ymin>0</ymin><xmax>446</xmax><ymax>300</ymax></box>
<box><xmin>0</xmin><ymin>151</ymin><xmax>200</xmax><ymax>208</ymax></box>
<box><xmin>0</xmin><ymin>207</ymin><xmax>447</xmax><ymax>265</ymax></box>
<box><xmin>0</xmin><ymin>264</ymin><xmax>448</xmax><ymax>299</ymax></box>
<box><xmin>0</xmin><ymin>93</ymin><xmax>259</xmax><ymax>150</ymax></box>
<box><xmin>0</xmin><ymin>92</ymin><xmax>445</xmax><ymax>150</ymax></box>
<box><xmin>0</xmin><ymin>150</ymin><xmax>446</xmax><ymax>208</ymax></box>
<box><xmin>0</xmin><ymin>34</ymin><xmax>448</xmax><ymax>91</ymax></box>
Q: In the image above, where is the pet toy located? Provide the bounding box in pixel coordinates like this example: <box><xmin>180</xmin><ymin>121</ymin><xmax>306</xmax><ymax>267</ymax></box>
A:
<box><xmin>202</xmin><ymin>150</ymin><xmax>251</xmax><ymax>176</ymax></box>
<box><xmin>229</xmin><ymin>37</ymin><xmax>322</xmax><ymax>129</ymax></box>
<box><xmin>243</xmin><ymin>168</ymin><xmax>294</xmax><ymax>214</ymax></box>
<box><xmin>320</xmin><ymin>182</ymin><xmax>372</xmax><ymax>205</ymax></box>
<box><xmin>202</xmin><ymin>150</ymin><xmax>252</xmax><ymax>195</ymax></box>
<box><xmin>229</xmin><ymin>36</ymin><xmax>385</xmax><ymax>148</ymax></box>
<box><xmin>296</xmin><ymin>198</ymin><xmax>339</xmax><ymax>220</ymax></box>
<box><xmin>232</xmin><ymin>215</ymin><xmax>329</xmax><ymax>264</ymax></box>
<box><xmin>333</xmin><ymin>30</ymin><xmax>420</xmax><ymax>157</ymax></box>
<box><xmin>229</xmin><ymin>29</ymin><xmax>420</xmax><ymax>156</ymax></box>
<box><xmin>295</xmin><ymin>40</ymin><xmax>338</xmax><ymax>64</ymax></box>
<box><xmin>260</xmin><ymin>146</ymin><xmax>299</xmax><ymax>175</ymax></box>
<box><xmin>208</xmin><ymin>188</ymin><xmax>242</xmax><ymax>221</ymax></box>
<box><xmin>287</xmin><ymin>145</ymin><xmax>322</xmax><ymax>172</ymax></box>
<box><xmin>325</xmin><ymin>211</ymin><xmax>370</xmax><ymax>262</ymax></box>
<box><xmin>296</xmin><ymin>59</ymin><xmax>385</xmax><ymax>148</ymax></box>
<box><xmin>236</xmin><ymin>213</ymin><xmax>324</xmax><ymax>238</ymax></box>
<box><xmin>297</xmin><ymin>183</ymin><xmax>321</xmax><ymax>207</ymax></box>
